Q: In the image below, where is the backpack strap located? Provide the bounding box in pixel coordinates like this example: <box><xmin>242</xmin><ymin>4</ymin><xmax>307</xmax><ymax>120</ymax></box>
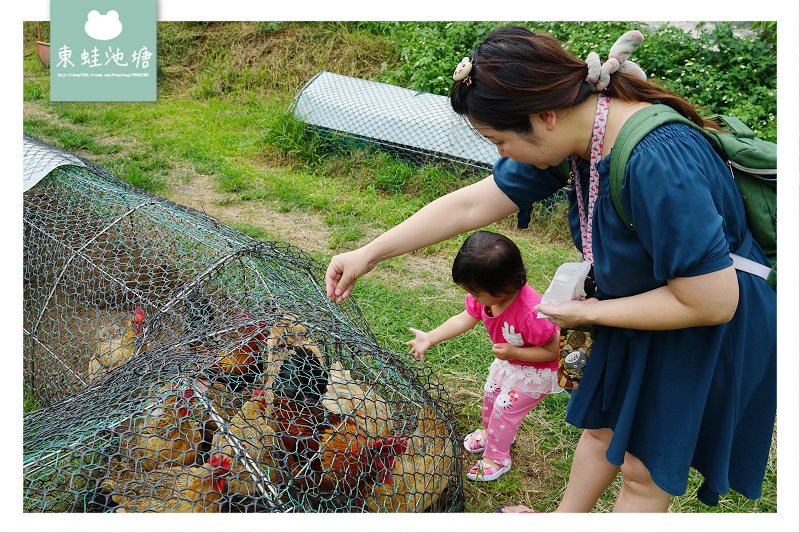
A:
<box><xmin>710</xmin><ymin>115</ymin><xmax>754</xmax><ymax>139</ymax></box>
<box><xmin>609</xmin><ymin>105</ymin><xmax>777</xmax><ymax>289</ymax></box>
<box><xmin>609</xmin><ymin>104</ymin><xmax>703</xmax><ymax>229</ymax></box>
<box><xmin>729</xmin><ymin>253</ymin><xmax>772</xmax><ymax>281</ymax></box>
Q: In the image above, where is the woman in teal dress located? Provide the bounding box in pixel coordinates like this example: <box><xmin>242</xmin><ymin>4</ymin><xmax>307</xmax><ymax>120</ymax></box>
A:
<box><xmin>325</xmin><ymin>26</ymin><xmax>776</xmax><ymax>512</ymax></box>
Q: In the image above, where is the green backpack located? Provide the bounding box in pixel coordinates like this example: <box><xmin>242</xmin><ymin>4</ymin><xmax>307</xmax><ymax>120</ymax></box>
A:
<box><xmin>608</xmin><ymin>104</ymin><xmax>777</xmax><ymax>289</ymax></box>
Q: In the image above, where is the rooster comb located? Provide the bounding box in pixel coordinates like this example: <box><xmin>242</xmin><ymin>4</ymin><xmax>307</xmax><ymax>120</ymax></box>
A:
<box><xmin>209</xmin><ymin>454</ymin><xmax>232</xmax><ymax>471</ymax></box>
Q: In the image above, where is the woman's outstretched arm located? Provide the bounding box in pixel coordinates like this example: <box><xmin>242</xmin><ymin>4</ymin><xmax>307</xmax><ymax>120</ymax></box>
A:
<box><xmin>325</xmin><ymin>175</ymin><xmax>518</xmax><ymax>302</ymax></box>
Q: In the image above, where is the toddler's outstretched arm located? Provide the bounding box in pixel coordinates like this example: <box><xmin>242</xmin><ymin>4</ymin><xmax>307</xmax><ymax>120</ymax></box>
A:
<box><xmin>405</xmin><ymin>310</ymin><xmax>479</xmax><ymax>362</ymax></box>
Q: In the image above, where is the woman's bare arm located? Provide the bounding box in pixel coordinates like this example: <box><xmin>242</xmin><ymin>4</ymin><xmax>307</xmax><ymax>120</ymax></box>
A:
<box><xmin>325</xmin><ymin>176</ymin><xmax>518</xmax><ymax>302</ymax></box>
<box><xmin>536</xmin><ymin>266</ymin><xmax>740</xmax><ymax>330</ymax></box>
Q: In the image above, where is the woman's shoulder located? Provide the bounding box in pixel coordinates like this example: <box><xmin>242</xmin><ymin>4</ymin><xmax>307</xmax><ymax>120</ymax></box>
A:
<box><xmin>634</xmin><ymin>120</ymin><xmax>712</xmax><ymax>153</ymax></box>
<box><xmin>609</xmin><ymin>100</ymin><xmax>713</xmax><ymax>160</ymax></box>
<box><xmin>601</xmin><ymin>120</ymin><xmax>716</xmax><ymax>179</ymax></box>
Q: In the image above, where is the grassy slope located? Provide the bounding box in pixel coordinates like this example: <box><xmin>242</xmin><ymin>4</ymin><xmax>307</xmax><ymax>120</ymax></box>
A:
<box><xmin>22</xmin><ymin>21</ymin><xmax>775</xmax><ymax>514</ymax></box>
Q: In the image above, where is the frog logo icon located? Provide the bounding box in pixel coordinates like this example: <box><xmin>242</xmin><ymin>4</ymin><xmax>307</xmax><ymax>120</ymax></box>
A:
<box><xmin>84</xmin><ymin>10</ymin><xmax>123</xmax><ymax>41</ymax></box>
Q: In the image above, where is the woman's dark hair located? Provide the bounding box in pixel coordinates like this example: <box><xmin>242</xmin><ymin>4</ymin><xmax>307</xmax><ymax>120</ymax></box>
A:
<box><xmin>452</xmin><ymin>231</ymin><xmax>527</xmax><ymax>296</ymax></box>
<box><xmin>450</xmin><ymin>25</ymin><xmax>718</xmax><ymax>135</ymax></box>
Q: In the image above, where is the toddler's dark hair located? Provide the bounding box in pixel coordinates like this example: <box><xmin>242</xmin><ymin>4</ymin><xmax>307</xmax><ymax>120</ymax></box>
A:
<box><xmin>452</xmin><ymin>231</ymin><xmax>526</xmax><ymax>296</ymax></box>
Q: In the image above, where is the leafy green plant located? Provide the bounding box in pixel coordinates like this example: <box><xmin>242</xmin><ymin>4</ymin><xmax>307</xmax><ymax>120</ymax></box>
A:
<box><xmin>258</xmin><ymin>21</ymin><xmax>284</xmax><ymax>35</ymax></box>
<box><xmin>373</xmin><ymin>21</ymin><xmax>499</xmax><ymax>95</ymax></box>
<box><xmin>373</xmin><ymin>21</ymin><xmax>777</xmax><ymax>142</ymax></box>
<box><xmin>750</xmin><ymin>21</ymin><xmax>777</xmax><ymax>45</ymax></box>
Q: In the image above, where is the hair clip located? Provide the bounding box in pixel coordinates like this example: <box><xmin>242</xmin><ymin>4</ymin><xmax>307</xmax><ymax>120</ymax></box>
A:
<box><xmin>453</xmin><ymin>57</ymin><xmax>473</xmax><ymax>84</ymax></box>
<box><xmin>585</xmin><ymin>30</ymin><xmax>647</xmax><ymax>91</ymax></box>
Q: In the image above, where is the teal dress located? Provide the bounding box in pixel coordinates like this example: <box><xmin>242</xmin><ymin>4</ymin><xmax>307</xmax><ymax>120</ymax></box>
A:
<box><xmin>492</xmin><ymin>121</ymin><xmax>776</xmax><ymax>505</ymax></box>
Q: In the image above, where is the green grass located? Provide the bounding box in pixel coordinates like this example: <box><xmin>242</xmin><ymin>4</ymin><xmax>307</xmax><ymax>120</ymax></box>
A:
<box><xmin>22</xmin><ymin>20</ymin><xmax>777</xmax><ymax>515</ymax></box>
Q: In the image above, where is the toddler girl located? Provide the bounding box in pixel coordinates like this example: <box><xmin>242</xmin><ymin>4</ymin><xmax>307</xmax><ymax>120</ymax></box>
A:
<box><xmin>406</xmin><ymin>230</ymin><xmax>561</xmax><ymax>481</ymax></box>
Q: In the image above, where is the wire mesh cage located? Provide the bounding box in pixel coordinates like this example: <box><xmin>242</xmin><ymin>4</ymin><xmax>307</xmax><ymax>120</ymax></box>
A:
<box><xmin>290</xmin><ymin>71</ymin><xmax>499</xmax><ymax>172</ymax></box>
<box><xmin>290</xmin><ymin>70</ymin><xmax>568</xmax><ymax>210</ymax></box>
<box><xmin>22</xmin><ymin>134</ymin><xmax>463</xmax><ymax>513</ymax></box>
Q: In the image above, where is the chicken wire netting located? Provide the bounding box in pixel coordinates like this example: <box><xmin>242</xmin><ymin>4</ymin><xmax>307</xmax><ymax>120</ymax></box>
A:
<box><xmin>22</xmin><ymin>134</ymin><xmax>463</xmax><ymax>513</ymax></box>
<box><xmin>291</xmin><ymin>71</ymin><xmax>499</xmax><ymax>172</ymax></box>
<box><xmin>291</xmin><ymin>70</ymin><xmax>567</xmax><ymax>210</ymax></box>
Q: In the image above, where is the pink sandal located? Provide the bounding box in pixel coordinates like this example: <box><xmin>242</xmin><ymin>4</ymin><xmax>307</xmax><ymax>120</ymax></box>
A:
<box><xmin>463</xmin><ymin>428</ymin><xmax>486</xmax><ymax>453</ymax></box>
<box><xmin>466</xmin><ymin>459</ymin><xmax>511</xmax><ymax>481</ymax></box>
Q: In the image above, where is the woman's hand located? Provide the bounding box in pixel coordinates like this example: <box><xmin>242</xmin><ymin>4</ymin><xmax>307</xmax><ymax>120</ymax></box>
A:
<box><xmin>406</xmin><ymin>327</ymin><xmax>433</xmax><ymax>362</ymax></box>
<box><xmin>535</xmin><ymin>298</ymin><xmax>599</xmax><ymax>329</ymax></box>
<box><xmin>325</xmin><ymin>248</ymin><xmax>377</xmax><ymax>303</ymax></box>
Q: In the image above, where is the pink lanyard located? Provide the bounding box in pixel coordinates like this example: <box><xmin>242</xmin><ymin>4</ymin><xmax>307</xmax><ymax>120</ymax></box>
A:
<box><xmin>570</xmin><ymin>93</ymin><xmax>610</xmax><ymax>265</ymax></box>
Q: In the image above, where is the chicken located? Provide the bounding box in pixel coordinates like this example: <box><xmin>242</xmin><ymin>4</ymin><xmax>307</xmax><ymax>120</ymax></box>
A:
<box><xmin>322</xmin><ymin>361</ymin><xmax>393</xmax><ymax>439</ymax></box>
<box><xmin>270</xmin><ymin>394</ymin><xmax>328</xmax><ymax>469</ymax></box>
<box><xmin>273</xmin><ymin>345</ymin><xmax>329</xmax><ymax>404</ymax></box>
<box><xmin>268</xmin><ymin>342</ymin><xmax>330</xmax><ymax>468</ymax></box>
<box><xmin>88</xmin><ymin>306</ymin><xmax>146</xmax><ymax>381</ymax></box>
<box><xmin>272</xmin><ymin>381</ymin><xmax>407</xmax><ymax>500</ymax></box>
<box><xmin>361</xmin><ymin>406</ymin><xmax>457</xmax><ymax>512</ymax></box>
<box><xmin>268</xmin><ymin>347</ymin><xmax>410</xmax><ymax>501</ymax></box>
<box><xmin>197</xmin><ymin>314</ymin><xmax>269</xmax><ymax>390</ymax></box>
<box><xmin>195</xmin><ymin>377</ymin><xmax>241</xmax><ymax>421</ymax></box>
<box><xmin>215</xmin><ymin>339</ymin><xmax>262</xmax><ymax>377</ymax></box>
<box><xmin>106</xmin><ymin>454</ymin><xmax>232</xmax><ymax>513</ymax></box>
<box><xmin>315</xmin><ymin>419</ymin><xmax>408</xmax><ymax>495</ymax></box>
<box><xmin>123</xmin><ymin>387</ymin><xmax>214</xmax><ymax>472</ymax></box>
<box><xmin>173</xmin><ymin>454</ymin><xmax>231</xmax><ymax>513</ymax></box>
<box><xmin>209</xmin><ymin>388</ymin><xmax>285</xmax><ymax>501</ymax></box>
<box><xmin>264</xmin><ymin>312</ymin><xmax>327</xmax><ymax>370</ymax></box>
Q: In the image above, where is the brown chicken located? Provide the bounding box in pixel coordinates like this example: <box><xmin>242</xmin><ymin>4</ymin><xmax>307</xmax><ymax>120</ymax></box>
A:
<box><xmin>125</xmin><ymin>387</ymin><xmax>213</xmax><ymax>472</ymax></box>
<box><xmin>195</xmin><ymin>313</ymin><xmax>269</xmax><ymax>386</ymax></box>
<box><xmin>195</xmin><ymin>377</ymin><xmax>241</xmax><ymax>421</ymax></box>
<box><xmin>107</xmin><ymin>454</ymin><xmax>232</xmax><ymax>513</ymax></box>
<box><xmin>209</xmin><ymin>388</ymin><xmax>284</xmax><ymax>501</ymax></box>
<box><xmin>362</xmin><ymin>406</ymin><xmax>456</xmax><ymax>512</ymax></box>
<box><xmin>315</xmin><ymin>419</ymin><xmax>408</xmax><ymax>494</ymax></box>
<box><xmin>266</xmin><ymin>312</ymin><xmax>315</xmax><ymax>348</ymax></box>
<box><xmin>88</xmin><ymin>306</ymin><xmax>146</xmax><ymax>381</ymax></box>
<box><xmin>272</xmin><ymin>394</ymin><xmax>407</xmax><ymax>499</ymax></box>
<box><xmin>214</xmin><ymin>339</ymin><xmax>262</xmax><ymax>377</ymax></box>
<box><xmin>268</xmin><ymin>345</ymin><xmax>409</xmax><ymax>501</ymax></box>
<box><xmin>322</xmin><ymin>361</ymin><xmax>393</xmax><ymax>439</ymax></box>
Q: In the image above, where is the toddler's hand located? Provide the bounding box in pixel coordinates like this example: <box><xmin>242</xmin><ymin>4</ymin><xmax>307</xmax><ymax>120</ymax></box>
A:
<box><xmin>405</xmin><ymin>327</ymin><xmax>432</xmax><ymax>363</ymax></box>
<box><xmin>492</xmin><ymin>343</ymin><xmax>516</xmax><ymax>360</ymax></box>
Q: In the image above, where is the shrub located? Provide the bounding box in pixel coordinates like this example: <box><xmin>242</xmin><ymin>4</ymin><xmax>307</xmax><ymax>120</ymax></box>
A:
<box><xmin>372</xmin><ymin>21</ymin><xmax>777</xmax><ymax>142</ymax></box>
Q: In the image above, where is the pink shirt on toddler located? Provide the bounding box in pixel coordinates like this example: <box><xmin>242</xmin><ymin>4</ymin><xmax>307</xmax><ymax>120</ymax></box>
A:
<box><xmin>464</xmin><ymin>283</ymin><xmax>559</xmax><ymax>370</ymax></box>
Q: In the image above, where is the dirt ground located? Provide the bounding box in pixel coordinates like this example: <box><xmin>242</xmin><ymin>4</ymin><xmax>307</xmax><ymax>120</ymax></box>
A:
<box><xmin>171</xmin><ymin>172</ymin><xmax>335</xmax><ymax>256</ymax></box>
